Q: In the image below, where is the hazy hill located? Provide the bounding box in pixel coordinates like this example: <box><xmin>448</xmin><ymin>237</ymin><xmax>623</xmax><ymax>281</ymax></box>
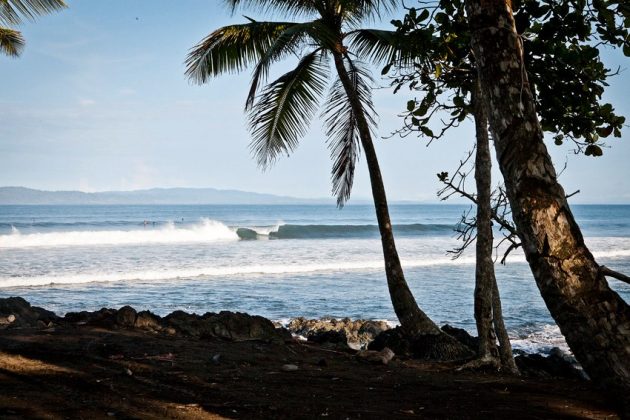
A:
<box><xmin>0</xmin><ymin>187</ymin><xmax>326</xmax><ymax>205</ymax></box>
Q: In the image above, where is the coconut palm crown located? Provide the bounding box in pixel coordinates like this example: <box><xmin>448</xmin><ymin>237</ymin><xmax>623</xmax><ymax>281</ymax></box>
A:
<box><xmin>0</xmin><ymin>0</ymin><xmax>67</xmax><ymax>57</ymax></box>
<box><xmin>185</xmin><ymin>0</ymin><xmax>408</xmax><ymax>206</ymax></box>
<box><xmin>185</xmin><ymin>0</ymin><xmax>469</xmax><ymax>344</ymax></box>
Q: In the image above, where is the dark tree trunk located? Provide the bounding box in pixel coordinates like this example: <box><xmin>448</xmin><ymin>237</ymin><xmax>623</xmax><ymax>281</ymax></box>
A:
<box><xmin>465</xmin><ymin>0</ymin><xmax>630</xmax><ymax>409</ymax></box>
<box><xmin>472</xmin><ymin>81</ymin><xmax>517</xmax><ymax>373</ymax></box>
<box><xmin>472</xmin><ymin>81</ymin><xmax>497</xmax><ymax>362</ymax></box>
<box><xmin>331</xmin><ymin>50</ymin><xmax>472</xmax><ymax>360</ymax></box>
<box><xmin>492</xmin><ymin>275</ymin><xmax>518</xmax><ymax>373</ymax></box>
<box><xmin>330</xmin><ymin>51</ymin><xmax>438</xmax><ymax>336</ymax></box>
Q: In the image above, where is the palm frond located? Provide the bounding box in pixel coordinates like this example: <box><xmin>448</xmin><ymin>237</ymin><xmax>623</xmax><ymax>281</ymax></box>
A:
<box><xmin>185</xmin><ymin>21</ymin><xmax>299</xmax><ymax>84</ymax></box>
<box><xmin>0</xmin><ymin>26</ymin><xmax>23</xmax><ymax>56</ymax></box>
<box><xmin>346</xmin><ymin>29</ymin><xmax>396</xmax><ymax>65</ymax></box>
<box><xmin>249</xmin><ymin>49</ymin><xmax>329</xmax><ymax>168</ymax></box>
<box><xmin>224</xmin><ymin>0</ymin><xmax>319</xmax><ymax>19</ymax></box>
<box><xmin>324</xmin><ymin>57</ymin><xmax>377</xmax><ymax>206</ymax></box>
<box><xmin>0</xmin><ymin>0</ymin><xmax>66</xmax><ymax>26</ymax></box>
<box><xmin>246</xmin><ymin>21</ymin><xmax>315</xmax><ymax>110</ymax></box>
<box><xmin>338</xmin><ymin>0</ymin><xmax>398</xmax><ymax>25</ymax></box>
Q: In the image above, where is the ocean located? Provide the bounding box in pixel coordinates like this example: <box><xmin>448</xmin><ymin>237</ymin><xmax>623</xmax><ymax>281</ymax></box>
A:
<box><xmin>1</xmin><ymin>204</ymin><xmax>629</xmax><ymax>354</ymax></box>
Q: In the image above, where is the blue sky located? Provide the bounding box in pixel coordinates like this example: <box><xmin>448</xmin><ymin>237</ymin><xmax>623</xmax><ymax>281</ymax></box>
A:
<box><xmin>1</xmin><ymin>0</ymin><xmax>629</xmax><ymax>203</ymax></box>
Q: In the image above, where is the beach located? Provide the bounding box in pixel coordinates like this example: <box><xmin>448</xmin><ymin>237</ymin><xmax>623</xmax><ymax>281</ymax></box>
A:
<box><xmin>0</xmin><ymin>298</ymin><xmax>619</xmax><ymax>419</ymax></box>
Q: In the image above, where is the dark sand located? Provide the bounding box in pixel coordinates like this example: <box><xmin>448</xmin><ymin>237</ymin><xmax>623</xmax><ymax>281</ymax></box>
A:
<box><xmin>0</xmin><ymin>324</ymin><xmax>618</xmax><ymax>419</ymax></box>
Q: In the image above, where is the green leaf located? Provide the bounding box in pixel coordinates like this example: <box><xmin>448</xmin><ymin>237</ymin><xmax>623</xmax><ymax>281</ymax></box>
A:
<box><xmin>407</xmin><ymin>100</ymin><xmax>415</xmax><ymax>112</ymax></box>
<box><xmin>420</xmin><ymin>126</ymin><xmax>434</xmax><ymax>137</ymax></box>
<box><xmin>584</xmin><ymin>144</ymin><xmax>603</xmax><ymax>157</ymax></box>
<box><xmin>418</xmin><ymin>9</ymin><xmax>430</xmax><ymax>22</ymax></box>
<box><xmin>434</xmin><ymin>63</ymin><xmax>442</xmax><ymax>79</ymax></box>
<box><xmin>381</xmin><ymin>63</ymin><xmax>392</xmax><ymax>75</ymax></box>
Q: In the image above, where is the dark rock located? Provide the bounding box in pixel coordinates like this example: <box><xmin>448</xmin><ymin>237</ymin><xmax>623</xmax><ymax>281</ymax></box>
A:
<box><xmin>369</xmin><ymin>326</ymin><xmax>475</xmax><ymax>361</ymax></box>
<box><xmin>164</xmin><ymin>310</ymin><xmax>286</xmax><ymax>342</ymax></box>
<box><xmin>441</xmin><ymin>325</ymin><xmax>479</xmax><ymax>351</ymax></box>
<box><xmin>64</xmin><ymin>308</ymin><xmax>117</xmax><ymax>328</ymax></box>
<box><xmin>287</xmin><ymin>317</ymin><xmax>390</xmax><ymax>349</ymax></box>
<box><xmin>0</xmin><ymin>297</ymin><xmax>59</xmax><ymax>328</ymax></box>
<box><xmin>307</xmin><ymin>329</ymin><xmax>350</xmax><ymax>350</ymax></box>
<box><xmin>116</xmin><ymin>306</ymin><xmax>137</xmax><ymax>328</ymax></box>
<box><xmin>515</xmin><ymin>349</ymin><xmax>585</xmax><ymax>380</ymax></box>
<box><xmin>134</xmin><ymin>311</ymin><xmax>162</xmax><ymax>331</ymax></box>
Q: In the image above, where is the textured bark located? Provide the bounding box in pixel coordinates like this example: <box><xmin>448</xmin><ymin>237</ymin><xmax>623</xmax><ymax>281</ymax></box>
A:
<box><xmin>492</xmin><ymin>277</ymin><xmax>518</xmax><ymax>373</ymax></box>
<box><xmin>466</xmin><ymin>0</ymin><xmax>630</xmax><ymax>409</ymax></box>
<box><xmin>472</xmin><ymin>82</ymin><xmax>496</xmax><ymax>362</ymax></box>
<box><xmin>331</xmin><ymin>51</ymin><xmax>441</xmax><ymax>337</ymax></box>
<box><xmin>473</xmin><ymin>82</ymin><xmax>518</xmax><ymax>373</ymax></box>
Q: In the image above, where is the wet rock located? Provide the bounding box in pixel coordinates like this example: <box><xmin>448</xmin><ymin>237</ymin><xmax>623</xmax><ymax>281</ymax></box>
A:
<box><xmin>116</xmin><ymin>306</ymin><xmax>137</xmax><ymax>328</ymax></box>
<box><xmin>515</xmin><ymin>348</ymin><xmax>586</xmax><ymax>380</ymax></box>
<box><xmin>0</xmin><ymin>297</ymin><xmax>58</xmax><ymax>328</ymax></box>
<box><xmin>281</xmin><ymin>364</ymin><xmax>299</xmax><ymax>372</ymax></box>
<box><xmin>287</xmin><ymin>317</ymin><xmax>390</xmax><ymax>350</ymax></box>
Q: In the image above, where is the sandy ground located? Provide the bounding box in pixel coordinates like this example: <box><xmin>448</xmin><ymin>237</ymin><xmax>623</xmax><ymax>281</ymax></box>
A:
<box><xmin>0</xmin><ymin>324</ymin><xmax>619</xmax><ymax>419</ymax></box>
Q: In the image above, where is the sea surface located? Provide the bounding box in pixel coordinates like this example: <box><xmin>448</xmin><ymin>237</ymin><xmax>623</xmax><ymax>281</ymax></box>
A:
<box><xmin>1</xmin><ymin>204</ymin><xmax>629</xmax><ymax>354</ymax></box>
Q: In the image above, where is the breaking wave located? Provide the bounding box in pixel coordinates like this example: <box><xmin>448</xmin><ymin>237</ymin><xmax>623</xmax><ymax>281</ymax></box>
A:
<box><xmin>0</xmin><ymin>218</ymin><xmax>237</xmax><ymax>248</ymax></box>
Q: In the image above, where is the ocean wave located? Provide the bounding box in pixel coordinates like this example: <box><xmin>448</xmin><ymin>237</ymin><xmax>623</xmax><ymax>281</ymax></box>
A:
<box><xmin>237</xmin><ymin>223</ymin><xmax>454</xmax><ymax>240</ymax></box>
<box><xmin>0</xmin><ymin>218</ymin><xmax>237</xmax><ymax>248</ymax></box>
<box><xmin>0</xmin><ymin>256</ymin><xmax>477</xmax><ymax>288</ymax></box>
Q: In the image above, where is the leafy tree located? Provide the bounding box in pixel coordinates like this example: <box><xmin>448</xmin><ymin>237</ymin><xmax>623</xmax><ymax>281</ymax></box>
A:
<box><xmin>465</xmin><ymin>0</ymin><xmax>630</xmax><ymax>413</ymax></box>
<box><xmin>387</xmin><ymin>0</ymin><xmax>627</xmax><ymax>372</ymax></box>
<box><xmin>185</xmin><ymin>0</ymin><xmax>471</xmax><ymax>357</ymax></box>
<box><xmin>0</xmin><ymin>0</ymin><xmax>66</xmax><ymax>57</ymax></box>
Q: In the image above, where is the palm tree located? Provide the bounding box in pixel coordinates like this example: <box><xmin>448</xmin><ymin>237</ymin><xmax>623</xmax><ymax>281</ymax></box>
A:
<box><xmin>186</xmin><ymin>0</ymin><xmax>469</xmax><ymax>352</ymax></box>
<box><xmin>0</xmin><ymin>0</ymin><xmax>66</xmax><ymax>57</ymax></box>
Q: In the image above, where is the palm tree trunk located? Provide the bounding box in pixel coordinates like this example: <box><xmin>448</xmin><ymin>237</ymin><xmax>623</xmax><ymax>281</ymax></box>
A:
<box><xmin>331</xmin><ymin>51</ymin><xmax>440</xmax><ymax>337</ymax></box>
<box><xmin>472</xmin><ymin>82</ymin><xmax>496</xmax><ymax>362</ymax></box>
<box><xmin>466</xmin><ymin>0</ymin><xmax>630</xmax><ymax>410</ymax></box>
<box><xmin>492</xmin><ymin>276</ymin><xmax>518</xmax><ymax>373</ymax></box>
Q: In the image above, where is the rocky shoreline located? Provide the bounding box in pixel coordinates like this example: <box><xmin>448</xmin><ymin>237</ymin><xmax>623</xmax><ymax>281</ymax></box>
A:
<box><xmin>0</xmin><ymin>297</ymin><xmax>586</xmax><ymax>381</ymax></box>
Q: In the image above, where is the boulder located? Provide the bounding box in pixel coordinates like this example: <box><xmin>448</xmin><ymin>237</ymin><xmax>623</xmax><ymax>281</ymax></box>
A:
<box><xmin>164</xmin><ymin>310</ymin><xmax>288</xmax><ymax>342</ymax></box>
<box><xmin>515</xmin><ymin>348</ymin><xmax>586</xmax><ymax>380</ymax></box>
<box><xmin>369</xmin><ymin>326</ymin><xmax>475</xmax><ymax>361</ymax></box>
<box><xmin>441</xmin><ymin>325</ymin><xmax>479</xmax><ymax>351</ymax></box>
<box><xmin>134</xmin><ymin>310</ymin><xmax>162</xmax><ymax>331</ymax></box>
<box><xmin>0</xmin><ymin>297</ymin><xmax>58</xmax><ymax>328</ymax></box>
<box><xmin>307</xmin><ymin>329</ymin><xmax>350</xmax><ymax>350</ymax></box>
<box><xmin>64</xmin><ymin>308</ymin><xmax>117</xmax><ymax>328</ymax></box>
<box><xmin>287</xmin><ymin>317</ymin><xmax>390</xmax><ymax>349</ymax></box>
<box><xmin>116</xmin><ymin>306</ymin><xmax>137</xmax><ymax>328</ymax></box>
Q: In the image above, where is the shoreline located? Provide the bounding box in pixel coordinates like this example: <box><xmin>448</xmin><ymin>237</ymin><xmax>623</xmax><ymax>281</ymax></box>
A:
<box><xmin>0</xmin><ymin>297</ymin><xmax>618</xmax><ymax>419</ymax></box>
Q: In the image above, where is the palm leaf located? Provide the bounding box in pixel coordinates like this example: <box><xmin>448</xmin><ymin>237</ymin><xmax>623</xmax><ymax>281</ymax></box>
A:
<box><xmin>185</xmin><ymin>20</ymin><xmax>299</xmax><ymax>84</ymax></box>
<box><xmin>346</xmin><ymin>28</ymin><xmax>417</xmax><ymax>67</ymax></box>
<box><xmin>324</xmin><ymin>57</ymin><xmax>377</xmax><ymax>206</ymax></box>
<box><xmin>0</xmin><ymin>26</ymin><xmax>23</xmax><ymax>56</ymax></box>
<box><xmin>337</xmin><ymin>0</ymin><xmax>399</xmax><ymax>25</ymax></box>
<box><xmin>245</xmin><ymin>21</ymin><xmax>315</xmax><ymax>110</ymax></box>
<box><xmin>224</xmin><ymin>0</ymin><xmax>319</xmax><ymax>19</ymax></box>
<box><xmin>249</xmin><ymin>49</ymin><xmax>329</xmax><ymax>168</ymax></box>
<box><xmin>0</xmin><ymin>0</ymin><xmax>66</xmax><ymax>26</ymax></box>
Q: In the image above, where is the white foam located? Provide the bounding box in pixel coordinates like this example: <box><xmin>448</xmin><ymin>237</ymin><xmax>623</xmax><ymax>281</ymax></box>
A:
<box><xmin>0</xmin><ymin>256</ymin><xmax>477</xmax><ymax>288</ymax></box>
<box><xmin>0</xmin><ymin>218</ymin><xmax>237</xmax><ymax>249</ymax></box>
<box><xmin>510</xmin><ymin>324</ymin><xmax>570</xmax><ymax>354</ymax></box>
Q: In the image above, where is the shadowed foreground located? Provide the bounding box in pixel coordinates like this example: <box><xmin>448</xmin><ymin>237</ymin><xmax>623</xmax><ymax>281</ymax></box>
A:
<box><xmin>0</xmin><ymin>324</ymin><xmax>618</xmax><ymax>419</ymax></box>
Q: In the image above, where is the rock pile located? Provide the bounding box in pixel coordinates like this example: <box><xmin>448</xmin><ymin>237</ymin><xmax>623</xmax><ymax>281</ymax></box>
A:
<box><xmin>286</xmin><ymin>317</ymin><xmax>390</xmax><ymax>350</ymax></box>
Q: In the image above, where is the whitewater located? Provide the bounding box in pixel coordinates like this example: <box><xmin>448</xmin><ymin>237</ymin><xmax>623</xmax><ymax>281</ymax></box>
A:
<box><xmin>1</xmin><ymin>204</ymin><xmax>629</xmax><ymax>355</ymax></box>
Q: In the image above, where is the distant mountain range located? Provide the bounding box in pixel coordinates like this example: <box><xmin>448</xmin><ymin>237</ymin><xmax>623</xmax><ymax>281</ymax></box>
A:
<box><xmin>0</xmin><ymin>187</ymin><xmax>330</xmax><ymax>205</ymax></box>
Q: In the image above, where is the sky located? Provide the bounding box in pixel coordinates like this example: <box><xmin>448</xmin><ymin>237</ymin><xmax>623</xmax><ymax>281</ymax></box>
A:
<box><xmin>1</xmin><ymin>0</ymin><xmax>629</xmax><ymax>204</ymax></box>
